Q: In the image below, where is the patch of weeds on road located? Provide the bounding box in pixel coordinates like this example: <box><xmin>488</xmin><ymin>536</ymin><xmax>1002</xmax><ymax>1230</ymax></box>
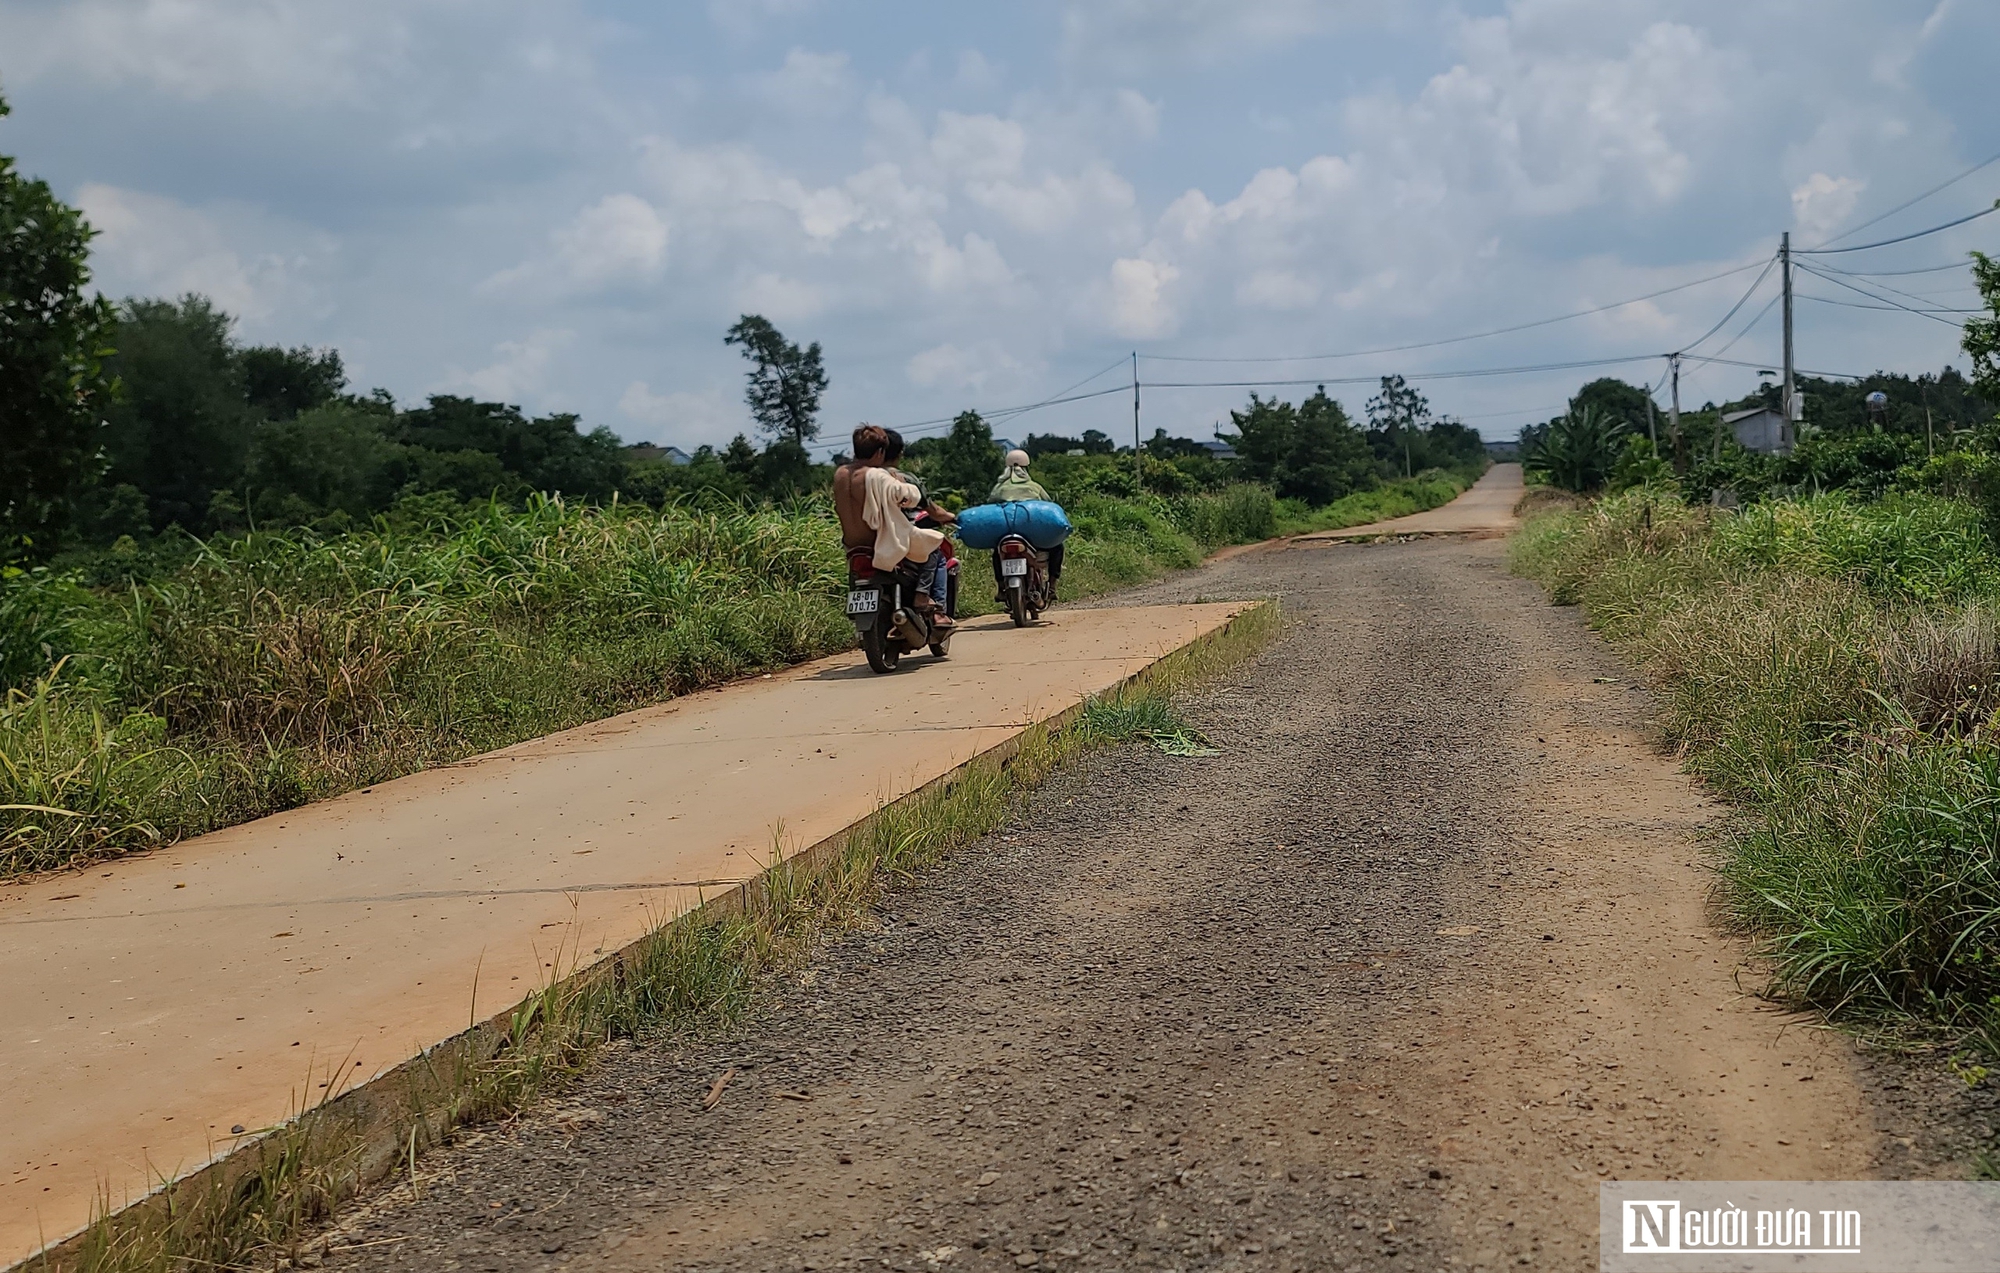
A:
<box><xmin>55</xmin><ymin>601</ymin><xmax>1277</xmax><ymax>1273</ymax></box>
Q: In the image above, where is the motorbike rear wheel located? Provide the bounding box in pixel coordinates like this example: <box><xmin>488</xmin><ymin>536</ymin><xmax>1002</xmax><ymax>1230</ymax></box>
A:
<box><xmin>1006</xmin><ymin>581</ymin><xmax>1029</xmax><ymax>628</ymax></box>
<box><xmin>860</xmin><ymin>622</ymin><xmax>901</xmax><ymax>673</ymax></box>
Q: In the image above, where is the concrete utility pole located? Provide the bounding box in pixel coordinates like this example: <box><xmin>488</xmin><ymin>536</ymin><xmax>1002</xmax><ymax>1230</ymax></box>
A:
<box><xmin>1132</xmin><ymin>351</ymin><xmax>1142</xmax><ymax>489</ymax></box>
<box><xmin>1669</xmin><ymin>352</ymin><xmax>1682</xmax><ymax>465</ymax></box>
<box><xmin>1647</xmin><ymin>394</ymin><xmax>1656</xmax><ymax>447</ymax></box>
<box><xmin>1781</xmin><ymin>231</ymin><xmax>1796</xmax><ymax>446</ymax></box>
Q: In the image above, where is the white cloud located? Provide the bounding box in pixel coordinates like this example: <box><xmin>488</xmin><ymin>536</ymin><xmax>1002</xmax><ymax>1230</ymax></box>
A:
<box><xmin>966</xmin><ymin>164</ymin><xmax>1137</xmax><ymax>235</ymax></box>
<box><xmin>447</xmin><ymin>329</ymin><xmax>574</xmax><ymax>403</ymax></box>
<box><xmin>905</xmin><ymin>341</ymin><xmax>1026</xmax><ymax>392</ymax></box>
<box><xmin>1791</xmin><ymin>173</ymin><xmax>1867</xmax><ymax>243</ymax></box>
<box><xmin>752</xmin><ymin>49</ymin><xmax>854</xmax><ymax>116</ymax></box>
<box><xmin>1108</xmin><ymin>257</ymin><xmax>1180</xmax><ymax>338</ymax></box>
<box><xmin>929</xmin><ymin>111</ymin><xmax>1027</xmax><ymax>181</ymax></box>
<box><xmin>484</xmin><ymin>193</ymin><xmax>669</xmax><ymax>295</ymax></box>
<box><xmin>75</xmin><ymin>183</ymin><xmax>320</xmax><ymax>324</ymax></box>
<box><xmin>736</xmin><ymin>272</ymin><xmax>828</xmax><ymax>321</ymax></box>
<box><xmin>617</xmin><ymin>382</ymin><xmax>737</xmax><ymax>442</ymax></box>
<box><xmin>1236</xmin><ymin>269</ymin><xmax>1318</xmax><ymax>311</ymax></box>
<box><xmin>707</xmin><ymin>0</ymin><xmax>817</xmax><ymax>41</ymax></box>
<box><xmin>1059</xmin><ymin>0</ymin><xmax>1362</xmax><ymax>70</ymax></box>
<box><xmin>1115</xmin><ymin>88</ymin><xmax>1162</xmax><ymax>139</ymax></box>
<box><xmin>954</xmin><ymin>49</ymin><xmax>1002</xmax><ymax>92</ymax></box>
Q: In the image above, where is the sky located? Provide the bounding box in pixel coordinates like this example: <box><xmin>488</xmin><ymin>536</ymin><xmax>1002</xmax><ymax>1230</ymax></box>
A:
<box><xmin>2</xmin><ymin>0</ymin><xmax>1996</xmax><ymax>452</ymax></box>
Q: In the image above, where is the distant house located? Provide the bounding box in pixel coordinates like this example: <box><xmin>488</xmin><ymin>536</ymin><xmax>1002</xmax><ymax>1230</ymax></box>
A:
<box><xmin>1195</xmin><ymin>438</ymin><xmax>1238</xmax><ymax>460</ymax></box>
<box><xmin>626</xmin><ymin>443</ymin><xmax>692</xmax><ymax>466</ymax></box>
<box><xmin>992</xmin><ymin>437</ymin><xmax>1017</xmax><ymax>454</ymax></box>
<box><xmin>1723</xmin><ymin>407</ymin><xmax>1793</xmax><ymax>455</ymax></box>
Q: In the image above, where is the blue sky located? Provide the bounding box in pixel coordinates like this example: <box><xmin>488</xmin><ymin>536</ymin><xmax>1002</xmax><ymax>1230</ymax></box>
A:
<box><xmin>2</xmin><ymin>0</ymin><xmax>1995</xmax><ymax>450</ymax></box>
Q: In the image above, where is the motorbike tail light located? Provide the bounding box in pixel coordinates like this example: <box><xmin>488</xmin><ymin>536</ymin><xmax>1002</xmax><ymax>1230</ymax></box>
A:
<box><xmin>847</xmin><ymin>548</ymin><xmax>875</xmax><ymax>574</ymax></box>
<box><xmin>998</xmin><ymin>540</ymin><xmax>1029</xmax><ymax>558</ymax></box>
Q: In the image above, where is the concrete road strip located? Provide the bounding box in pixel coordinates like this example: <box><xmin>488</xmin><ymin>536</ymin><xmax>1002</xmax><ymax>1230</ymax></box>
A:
<box><xmin>1294</xmin><ymin>461</ymin><xmax>1523</xmax><ymax>540</ymax></box>
<box><xmin>0</xmin><ymin>601</ymin><xmax>1248</xmax><ymax>1264</ymax></box>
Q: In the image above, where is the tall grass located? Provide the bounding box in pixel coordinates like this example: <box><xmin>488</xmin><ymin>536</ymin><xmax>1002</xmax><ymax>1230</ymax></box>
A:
<box><xmin>1</xmin><ymin>498</ymin><xmax>853</xmax><ymax>876</ymax></box>
<box><xmin>1512</xmin><ymin>489</ymin><xmax>2000</xmax><ymax>1040</ymax></box>
<box><xmin>3</xmin><ymin>485</ymin><xmax>1281</xmax><ymax>877</ymax></box>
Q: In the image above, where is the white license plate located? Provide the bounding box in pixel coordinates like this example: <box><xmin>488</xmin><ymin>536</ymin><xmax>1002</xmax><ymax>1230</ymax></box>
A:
<box><xmin>846</xmin><ymin>590</ymin><xmax>879</xmax><ymax>614</ymax></box>
<box><xmin>1000</xmin><ymin>558</ymin><xmax>1029</xmax><ymax>577</ymax></box>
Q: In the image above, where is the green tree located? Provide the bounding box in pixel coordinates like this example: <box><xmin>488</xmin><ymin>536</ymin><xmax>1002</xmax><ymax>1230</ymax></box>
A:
<box><xmin>101</xmin><ymin>295</ymin><xmax>256</xmax><ymax>533</ymax></box>
<box><xmin>243</xmin><ymin>403</ymin><xmax>403</xmax><ymax>526</ymax></box>
<box><xmin>930</xmin><ymin>410</ymin><xmax>1000</xmax><ymax>498</ymax></box>
<box><xmin>390</xmin><ymin>395</ymin><xmax>624</xmax><ymax>501</ymax></box>
<box><xmin>1523</xmin><ymin>407</ymin><xmax>1629</xmax><ymax>492</ymax></box>
<box><xmin>241</xmin><ymin>344</ymin><xmax>344</xmax><ymax>420</ymax></box>
<box><xmin>1568</xmin><ymin>378</ymin><xmax>1655</xmax><ymax>437</ymax></box>
<box><xmin>0</xmin><ymin>91</ymin><xmax>119</xmax><ymax>561</ymax></box>
<box><xmin>1967</xmin><ymin>250</ymin><xmax>2000</xmax><ymax>404</ymax></box>
<box><xmin>723</xmin><ymin>314</ymin><xmax>828</xmax><ymax>445</ymax></box>
<box><xmin>1282</xmin><ymin>388</ymin><xmax>1376</xmax><ymax>505</ymax></box>
<box><xmin>1365</xmin><ymin>374</ymin><xmax>1431</xmax><ymax>477</ymax></box>
<box><xmin>1226</xmin><ymin>394</ymin><xmax>1296</xmax><ymax>488</ymax></box>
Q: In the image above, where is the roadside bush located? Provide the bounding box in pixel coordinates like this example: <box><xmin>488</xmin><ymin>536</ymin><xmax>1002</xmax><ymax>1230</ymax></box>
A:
<box><xmin>1511</xmin><ymin>487</ymin><xmax>2000</xmax><ymax>1039</ymax></box>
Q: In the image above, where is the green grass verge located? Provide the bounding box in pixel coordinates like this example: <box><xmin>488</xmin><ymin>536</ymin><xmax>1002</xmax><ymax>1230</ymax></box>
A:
<box><xmin>1510</xmin><ymin>489</ymin><xmax>2000</xmax><ymax>1052</ymax></box>
<box><xmin>54</xmin><ymin>600</ymin><xmax>1278</xmax><ymax>1273</ymax></box>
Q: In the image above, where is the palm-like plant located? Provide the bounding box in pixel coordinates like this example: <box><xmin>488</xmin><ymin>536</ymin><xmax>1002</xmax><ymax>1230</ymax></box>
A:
<box><xmin>1523</xmin><ymin>407</ymin><xmax>1630</xmax><ymax>493</ymax></box>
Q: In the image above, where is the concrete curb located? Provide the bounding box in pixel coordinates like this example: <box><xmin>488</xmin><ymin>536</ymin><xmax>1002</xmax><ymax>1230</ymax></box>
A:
<box><xmin>15</xmin><ymin>601</ymin><xmax>1272</xmax><ymax>1273</ymax></box>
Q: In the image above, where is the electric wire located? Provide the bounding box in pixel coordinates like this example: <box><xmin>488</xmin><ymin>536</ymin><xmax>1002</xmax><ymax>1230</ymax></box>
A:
<box><xmin>1797</xmin><ymin>293</ymin><xmax>1978</xmax><ymax>315</ymax></box>
<box><xmin>1674</xmin><ymin>254</ymin><xmax>1778</xmax><ymax>355</ymax></box>
<box><xmin>1808</xmin><ymin>148</ymin><xmax>2000</xmax><ymax>249</ymax></box>
<box><xmin>1795</xmin><ymin>201</ymin><xmax>2000</xmax><ymax>255</ymax></box>
<box><xmin>1136</xmin><ymin>258</ymin><xmax>1769</xmax><ymax>364</ymax></box>
<box><xmin>1813</xmin><ymin>259</ymin><xmax>1979</xmax><ymax>278</ymax></box>
<box><xmin>1795</xmin><ymin>262</ymin><xmax>1969</xmax><ymax>328</ymax></box>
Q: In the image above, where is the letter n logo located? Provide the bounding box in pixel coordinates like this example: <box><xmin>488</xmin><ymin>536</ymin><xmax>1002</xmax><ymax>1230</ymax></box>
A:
<box><xmin>1623</xmin><ymin>1201</ymin><xmax>1681</xmax><ymax>1252</ymax></box>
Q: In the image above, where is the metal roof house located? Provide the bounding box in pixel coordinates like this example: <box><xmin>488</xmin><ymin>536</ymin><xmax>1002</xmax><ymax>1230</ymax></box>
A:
<box><xmin>1723</xmin><ymin>407</ymin><xmax>1794</xmax><ymax>455</ymax></box>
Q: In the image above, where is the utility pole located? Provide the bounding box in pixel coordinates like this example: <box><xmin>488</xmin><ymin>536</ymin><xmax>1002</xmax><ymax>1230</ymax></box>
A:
<box><xmin>1131</xmin><ymin>351</ymin><xmax>1142</xmax><ymax>489</ymax></box>
<box><xmin>1668</xmin><ymin>352</ymin><xmax>1684</xmax><ymax>472</ymax></box>
<box><xmin>1781</xmin><ymin>231</ymin><xmax>1796</xmax><ymax>447</ymax></box>
<box><xmin>1647</xmin><ymin>394</ymin><xmax>1656</xmax><ymax>448</ymax></box>
<box><xmin>1923</xmin><ymin>379</ymin><xmax>1935</xmax><ymax>458</ymax></box>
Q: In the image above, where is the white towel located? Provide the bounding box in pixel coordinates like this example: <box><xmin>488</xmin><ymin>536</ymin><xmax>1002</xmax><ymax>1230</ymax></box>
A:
<box><xmin>861</xmin><ymin>466</ymin><xmax>945</xmax><ymax>571</ymax></box>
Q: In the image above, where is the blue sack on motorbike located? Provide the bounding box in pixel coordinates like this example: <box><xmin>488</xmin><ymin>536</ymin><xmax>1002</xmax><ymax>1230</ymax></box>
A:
<box><xmin>954</xmin><ymin>499</ymin><xmax>1072</xmax><ymax>551</ymax></box>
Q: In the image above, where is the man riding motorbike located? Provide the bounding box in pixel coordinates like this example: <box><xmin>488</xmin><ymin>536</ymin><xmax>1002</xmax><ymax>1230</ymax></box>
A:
<box><xmin>832</xmin><ymin>425</ymin><xmax>952</xmax><ymax>631</ymax></box>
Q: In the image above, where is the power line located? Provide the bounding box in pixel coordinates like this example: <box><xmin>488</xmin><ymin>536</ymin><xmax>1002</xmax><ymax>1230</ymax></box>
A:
<box><xmin>1795</xmin><ymin>200</ymin><xmax>2000</xmax><ymax>255</ymax></box>
<box><xmin>1676</xmin><ymin>255</ymin><xmax>1779</xmax><ymax>354</ymax></box>
<box><xmin>1797</xmin><ymin>293</ymin><xmax>1978</xmax><ymax>315</ymax></box>
<box><xmin>1794</xmin><ymin>262</ymin><xmax>1969</xmax><ymax>328</ymax></box>
<box><xmin>1142</xmin><ymin>354</ymin><xmax>1656</xmax><ymax>391</ymax></box>
<box><xmin>1809</xmin><ymin>148</ymin><xmax>2000</xmax><ymax>249</ymax></box>
<box><xmin>1814</xmin><ymin>259</ymin><xmax>1979</xmax><ymax>278</ymax></box>
<box><xmin>1137</xmin><ymin>259</ymin><xmax>1769</xmax><ymax>365</ymax></box>
<box><xmin>1684</xmin><ymin>292</ymin><xmax>1781</xmax><ymax>371</ymax></box>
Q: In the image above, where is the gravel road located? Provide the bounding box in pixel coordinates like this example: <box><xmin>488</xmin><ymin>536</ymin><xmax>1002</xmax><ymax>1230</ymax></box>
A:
<box><xmin>321</xmin><ymin>535</ymin><xmax>1975</xmax><ymax>1273</ymax></box>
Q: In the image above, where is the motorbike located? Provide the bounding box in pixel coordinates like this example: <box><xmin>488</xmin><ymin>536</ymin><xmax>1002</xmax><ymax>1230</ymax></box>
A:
<box><xmin>994</xmin><ymin>533</ymin><xmax>1053</xmax><ymax>628</ymax></box>
<box><xmin>846</xmin><ymin>547</ymin><xmax>958</xmax><ymax>674</ymax></box>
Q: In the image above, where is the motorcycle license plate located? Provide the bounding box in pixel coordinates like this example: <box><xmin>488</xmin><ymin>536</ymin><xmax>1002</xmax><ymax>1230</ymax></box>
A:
<box><xmin>846</xmin><ymin>589</ymin><xmax>879</xmax><ymax>614</ymax></box>
<box><xmin>1000</xmin><ymin>558</ymin><xmax>1029</xmax><ymax>577</ymax></box>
